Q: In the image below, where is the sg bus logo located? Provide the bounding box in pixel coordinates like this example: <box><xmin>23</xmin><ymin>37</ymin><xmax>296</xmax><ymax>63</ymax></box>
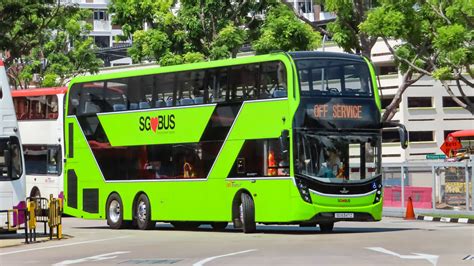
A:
<box><xmin>139</xmin><ymin>115</ymin><xmax>175</xmax><ymax>132</ymax></box>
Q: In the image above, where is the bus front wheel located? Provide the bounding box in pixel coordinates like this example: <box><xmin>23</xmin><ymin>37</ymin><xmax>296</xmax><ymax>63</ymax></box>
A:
<box><xmin>106</xmin><ymin>193</ymin><xmax>128</xmax><ymax>229</ymax></box>
<box><xmin>135</xmin><ymin>194</ymin><xmax>155</xmax><ymax>230</ymax></box>
<box><xmin>240</xmin><ymin>193</ymin><xmax>256</xmax><ymax>233</ymax></box>
<box><xmin>319</xmin><ymin>222</ymin><xmax>334</xmax><ymax>233</ymax></box>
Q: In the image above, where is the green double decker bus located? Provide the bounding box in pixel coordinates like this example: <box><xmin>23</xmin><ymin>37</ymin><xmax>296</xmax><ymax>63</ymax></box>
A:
<box><xmin>64</xmin><ymin>51</ymin><xmax>407</xmax><ymax>232</ymax></box>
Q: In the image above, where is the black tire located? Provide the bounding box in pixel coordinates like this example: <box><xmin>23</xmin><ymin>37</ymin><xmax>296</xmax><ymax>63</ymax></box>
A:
<box><xmin>171</xmin><ymin>222</ymin><xmax>200</xmax><ymax>230</ymax></box>
<box><xmin>135</xmin><ymin>194</ymin><xmax>155</xmax><ymax>230</ymax></box>
<box><xmin>106</xmin><ymin>193</ymin><xmax>128</xmax><ymax>229</ymax></box>
<box><xmin>211</xmin><ymin>222</ymin><xmax>228</xmax><ymax>231</ymax></box>
<box><xmin>319</xmin><ymin>222</ymin><xmax>334</xmax><ymax>233</ymax></box>
<box><xmin>240</xmin><ymin>193</ymin><xmax>256</xmax><ymax>233</ymax></box>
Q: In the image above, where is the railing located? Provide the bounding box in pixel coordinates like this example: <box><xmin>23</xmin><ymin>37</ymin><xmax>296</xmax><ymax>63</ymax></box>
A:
<box><xmin>1</xmin><ymin>195</ymin><xmax>63</xmax><ymax>244</ymax></box>
<box><xmin>382</xmin><ymin>156</ymin><xmax>473</xmax><ymax>214</ymax></box>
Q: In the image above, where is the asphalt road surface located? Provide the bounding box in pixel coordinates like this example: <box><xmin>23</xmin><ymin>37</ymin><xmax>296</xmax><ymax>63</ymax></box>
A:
<box><xmin>1</xmin><ymin>217</ymin><xmax>473</xmax><ymax>266</ymax></box>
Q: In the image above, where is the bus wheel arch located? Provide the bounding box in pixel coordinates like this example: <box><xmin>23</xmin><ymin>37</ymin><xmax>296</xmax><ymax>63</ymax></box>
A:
<box><xmin>133</xmin><ymin>192</ymin><xmax>155</xmax><ymax>230</ymax></box>
<box><xmin>232</xmin><ymin>190</ymin><xmax>256</xmax><ymax>233</ymax></box>
<box><xmin>105</xmin><ymin>192</ymin><xmax>129</xmax><ymax>229</ymax></box>
<box><xmin>30</xmin><ymin>187</ymin><xmax>41</xmax><ymax>198</ymax></box>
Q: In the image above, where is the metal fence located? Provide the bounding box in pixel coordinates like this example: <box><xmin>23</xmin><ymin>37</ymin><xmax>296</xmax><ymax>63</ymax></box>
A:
<box><xmin>382</xmin><ymin>156</ymin><xmax>473</xmax><ymax>215</ymax></box>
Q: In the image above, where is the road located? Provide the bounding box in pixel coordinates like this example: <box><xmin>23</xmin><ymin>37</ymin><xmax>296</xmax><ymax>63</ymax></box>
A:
<box><xmin>0</xmin><ymin>217</ymin><xmax>473</xmax><ymax>266</ymax></box>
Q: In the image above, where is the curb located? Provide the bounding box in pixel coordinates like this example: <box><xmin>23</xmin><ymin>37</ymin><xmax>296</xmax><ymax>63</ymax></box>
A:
<box><xmin>417</xmin><ymin>215</ymin><xmax>474</xmax><ymax>224</ymax></box>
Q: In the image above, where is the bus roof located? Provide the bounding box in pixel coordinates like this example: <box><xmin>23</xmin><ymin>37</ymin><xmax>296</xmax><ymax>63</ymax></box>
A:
<box><xmin>12</xmin><ymin>87</ymin><xmax>68</xmax><ymax>97</ymax></box>
<box><xmin>288</xmin><ymin>51</ymin><xmax>365</xmax><ymax>62</ymax></box>
<box><xmin>449</xmin><ymin>130</ymin><xmax>474</xmax><ymax>138</ymax></box>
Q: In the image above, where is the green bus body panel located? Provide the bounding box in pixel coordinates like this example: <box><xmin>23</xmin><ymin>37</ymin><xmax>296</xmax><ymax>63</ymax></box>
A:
<box><xmin>98</xmin><ymin>105</ymin><xmax>215</xmax><ymax>146</ymax></box>
<box><xmin>228</xmin><ymin>100</ymin><xmax>289</xmax><ymax>140</ymax></box>
<box><xmin>311</xmin><ymin>192</ymin><xmax>377</xmax><ymax>207</ymax></box>
<box><xmin>64</xmin><ymin>52</ymin><xmax>383</xmax><ymax>224</ymax></box>
<box><xmin>363</xmin><ymin>57</ymin><xmax>381</xmax><ymax>111</ymax></box>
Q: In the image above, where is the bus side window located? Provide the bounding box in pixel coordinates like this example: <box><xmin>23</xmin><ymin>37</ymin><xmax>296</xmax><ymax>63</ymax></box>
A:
<box><xmin>208</xmin><ymin>68</ymin><xmax>227</xmax><ymax>103</ymax></box>
<box><xmin>14</xmin><ymin>97</ymin><xmax>29</xmax><ymax>120</ymax></box>
<box><xmin>155</xmin><ymin>73</ymin><xmax>175</xmax><ymax>107</ymax></box>
<box><xmin>46</xmin><ymin>95</ymin><xmax>59</xmax><ymax>119</ymax></box>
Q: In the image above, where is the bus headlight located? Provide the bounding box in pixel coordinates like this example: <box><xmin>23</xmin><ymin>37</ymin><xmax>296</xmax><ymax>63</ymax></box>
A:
<box><xmin>373</xmin><ymin>184</ymin><xmax>382</xmax><ymax>204</ymax></box>
<box><xmin>295</xmin><ymin>178</ymin><xmax>312</xmax><ymax>203</ymax></box>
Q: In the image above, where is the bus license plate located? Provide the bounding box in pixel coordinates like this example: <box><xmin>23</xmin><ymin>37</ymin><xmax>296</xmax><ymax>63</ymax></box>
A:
<box><xmin>335</xmin><ymin>213</ymin><xmax>354</xmax><ymax>219</ymax></box>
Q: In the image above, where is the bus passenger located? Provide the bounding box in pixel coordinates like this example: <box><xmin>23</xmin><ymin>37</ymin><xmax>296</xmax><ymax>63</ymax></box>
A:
<box><xmin>318</xmin><ymin>149</ymin><xmax>341</xmax><ymax>178</ymax></box>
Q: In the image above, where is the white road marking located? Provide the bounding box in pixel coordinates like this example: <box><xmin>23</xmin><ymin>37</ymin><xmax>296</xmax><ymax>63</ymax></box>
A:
<box><xmin>52</xmin><ymin>251</ymin><xmax>130</xmax><ymax>266</ymax></box>
<box><xmin>193</xmin><ymin>249</ymin><xmax>257</xmax><ymax>266</ymax></box>
<box><xmin>367</xmin><ymin>247</ymin><xmax>439</xmax><ymax>266</ymax></box>
<box><xmin>0</xmin><ymin>236</ymin><xmax>129</xmax><ymax>256</ymax></box>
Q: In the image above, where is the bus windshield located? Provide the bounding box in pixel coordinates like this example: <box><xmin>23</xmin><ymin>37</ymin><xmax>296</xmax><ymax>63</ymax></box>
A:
<box><xmin>294</xmin><ymin>132</ymin><xmax>380</xmax><ymax>183</ymax></box>
<box><xmin>0</xmin><ymin>137</ymin><xmax>23</xmax><ymax>181</ymax></box>
<box><xmin>295</xmin><ymin>59</ymin><xmax>373</xmax><ymax>97</ymax></box>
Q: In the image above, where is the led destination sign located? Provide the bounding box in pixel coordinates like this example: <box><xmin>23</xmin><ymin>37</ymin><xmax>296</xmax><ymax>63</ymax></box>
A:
<box><xmin>295</xmin><ymin>97</ymin><xmax>380</xmax><ymax>130</ymax></box>
<box><xmin>313</xmin><ymin>104</ymin><xmax>363</xmax><ymax>119</ymax></box>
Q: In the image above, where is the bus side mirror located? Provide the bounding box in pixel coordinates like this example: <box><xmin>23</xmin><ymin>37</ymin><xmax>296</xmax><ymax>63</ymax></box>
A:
<box><xmin>382</xmin><ymin>122</ymin><xmax>408</xmax><ymax>149</ymax></box>
<box><xmin>280</xmin><ymin>130</ymin><xmax>289</xmax><ymax>156</ymax></box>
<box><xmin>4</xmin><ymin>149</ymin><xmax>12</xmax><ymax>178</ymax></box>
<box><xmin>398</xmin><ymin>126</ymin><xmax>408</xmax><ymax>149</ymax></box>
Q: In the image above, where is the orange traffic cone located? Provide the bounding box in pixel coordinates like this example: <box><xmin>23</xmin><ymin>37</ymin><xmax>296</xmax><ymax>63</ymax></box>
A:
<box><xmin>404</xmin><ymin>196</ymin><xmax>415</xmax><ymax>220</ymax></box>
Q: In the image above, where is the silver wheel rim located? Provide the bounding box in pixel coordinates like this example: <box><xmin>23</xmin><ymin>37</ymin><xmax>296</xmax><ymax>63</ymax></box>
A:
<box><xmin>109</xmin><ymin>199</ymin><xmax>120</xmax><ymax>224</ymax></box>
<box><xmin>137</xmin><ymin>200</ymin><xmax>147</xmax><ymax>222</ymax></box>
<box><xmin>239</xmin><ymin>203</ymin><xmax>244</xmax><ymax>223</ymax></box>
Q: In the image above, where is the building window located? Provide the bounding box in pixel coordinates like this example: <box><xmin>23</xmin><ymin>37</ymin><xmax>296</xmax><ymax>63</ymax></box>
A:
<box><xmin>407</xmin><ymin>97</ymin><xmax>432</xmax><ymax>108</ymax></box>
<box><xmin>94</xmin><ymin>36</ymin><xmax>110</xmax><ymax>48</ymax></box>
<box><xmin>377</xmin><ymin>65</ymin><xmax>397</xmax><ymax>75</ymax></box>
<box><xmin>409</xmin><ymin>131</ymin><xmax>434</xmax><ymax>142</ymax></box>
<box><xmin>442</xmin><ymin>96</ymin><xmax>474</xmax><ymax>107</ymax></box>
<box><xmin>382</xmin><ymin>131</ymin><xmax>400</xmax><ymax>143</ymax></box>
<box><xmin>381</xmin><ymin>96</ymin><xmax>394</xmax><ymax>109</ymax></box>
<box><xmin>93</xmin><ymin>10</ymin><xmax>108</xmax><ymax>21</ymax></box>
<box><xmin>444</xmin><ymin>130</ymin><xmax>461</xmax><ymax>139</ymax></box>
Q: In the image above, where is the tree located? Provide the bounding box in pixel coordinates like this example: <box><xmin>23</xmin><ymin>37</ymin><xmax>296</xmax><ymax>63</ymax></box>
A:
<box><xmin>110</xmin><ymin>1</ymin><xmax>320</xmax><ymax>65</ymax></box>
<box><xmin>360</xmin><ymin>0</ymin><xmax>474</xmax><ymax>120</ymax></box>
<box><xmin>284</xmin><ymin>0</ymin><xmax>377</xmax><ymax>59</ymax></box>
<box><xmin>288</xmin><ymin>0</ymin><xmax>473</xmax><ymax>121</ymax></box>
<box><xmin>0</xmin><ymin>1</ymin><xmax>102</xmax><ymax>89</ymax></box>
<box><xmin>253</xmin><ymin>4</ymin><xmax>321</xmax><ymax>54</ymax></box>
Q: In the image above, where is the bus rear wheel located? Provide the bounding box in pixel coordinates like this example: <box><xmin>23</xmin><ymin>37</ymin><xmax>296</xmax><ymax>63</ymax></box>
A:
<box><xmin>211</xmin><ymin>222</ymin><xmax>228</xmax><ymax>231</ymax></box>
<box><xmin>106</xmin><ymin>193</ymin><xmax>128</xmax><ymax>229</ymax></box>
<box><xmin>239</xmin><ymin>193</ymin><xmax>256</xmax><ymax>233</ymax></box>
<box><xmin>135</xmin><ymin>194</ymin><xmax>155</xmax><ymax>230</ymax></box>
<box><xmin>319</xmin><ymin>222</ymin><xmax>334</xmax><ymax>233</ymax></box>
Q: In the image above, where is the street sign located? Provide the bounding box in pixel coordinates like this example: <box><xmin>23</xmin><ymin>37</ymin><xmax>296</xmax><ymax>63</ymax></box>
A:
<box><xmin>440</xmin><ymin>135</ymin><xmax>462</xmax><ymax>156</ymax></box>
<box><xmin>426</xmin><ymin>154</ymin><xmax>446</xmax><ymax>160</ymax></box>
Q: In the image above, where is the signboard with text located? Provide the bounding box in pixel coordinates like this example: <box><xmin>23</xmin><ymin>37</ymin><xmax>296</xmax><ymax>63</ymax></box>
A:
<box><xmin>294</xmin><ymin>97</ymin><xmax>380</xmax><ymax>130</ymax></box>
<box><xmin>440</xmin><ymin>135</ymin><xmax>462</xmax><ymax>157</ymax></box>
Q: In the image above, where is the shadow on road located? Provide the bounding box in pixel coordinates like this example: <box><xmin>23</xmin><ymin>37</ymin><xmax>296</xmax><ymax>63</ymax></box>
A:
<box><xmin>71</xmin><ymin>223</ymin><xmax>417</xmax><ymax>235</ymax></box>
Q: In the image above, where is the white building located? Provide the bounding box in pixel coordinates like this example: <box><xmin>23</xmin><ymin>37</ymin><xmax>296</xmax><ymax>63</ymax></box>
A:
<box><xmin>285</xmin><ymin>1</ymin><xmax>474</xmax><ymax>163</ymax></box>
<box><xmin>62</xmin><ymin>0</ymin><xmax>132</xmax><ymax>66</ymax></box>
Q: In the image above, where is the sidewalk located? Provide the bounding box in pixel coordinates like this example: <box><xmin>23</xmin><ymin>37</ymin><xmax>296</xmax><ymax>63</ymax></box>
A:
<box><xmin>0</xmin><ymin>232</ymin><xmax>69</xmax><ymax>248</ymax></box>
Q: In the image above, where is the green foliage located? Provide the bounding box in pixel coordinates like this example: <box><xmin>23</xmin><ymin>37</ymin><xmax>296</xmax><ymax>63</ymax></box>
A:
<box><xmin>360</xmin><ymin>0</ymin><xmax>474</xmax><ymax>80</ymax></box>
<box><xmin>110</xmin><ymin>0</ymin><xmax>318</xmax><ymax>64</ymax></box>
<box><xmin>253</xmin><ymin>5</ymin><xmax>321</xmax><ymax>54</ymax></box>
<box><xmin>0</xmin><ymin>1</ymin><xmax>102</xmax><ymax>88</ymax></box>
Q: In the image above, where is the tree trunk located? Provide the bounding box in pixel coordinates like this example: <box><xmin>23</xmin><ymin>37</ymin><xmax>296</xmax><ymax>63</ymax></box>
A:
<box><xmin>381</xmin><ymin>70</ymin><xmax>413</xmax><ymax>122</ymax></box>
<box><xmin>440</xmin><ymin>80</ymin><xmax>474</xmax><ymax>115</ymax></box>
